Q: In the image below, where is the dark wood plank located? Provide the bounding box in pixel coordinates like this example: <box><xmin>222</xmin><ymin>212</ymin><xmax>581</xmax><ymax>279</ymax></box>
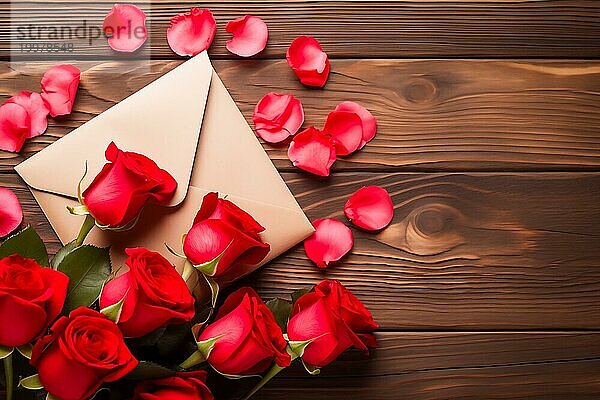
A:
<box><xmin>3</xmin><ymin>1</ymin><xmax>600</xmax><ymax>59</ymax></box>
<box><xmin>3</xmin><ymin>171</ymin><xmax>600</xmax><ymax>330</ymax></box>
<box><xmin>1</xmin><ymin>59</ymin><xmax>599</xmax><ymax>172</ymax></box>
<box><xmin>215</xmin><ymin>332</ymin><xmax>600</xmax><ymax>399</ymax></box>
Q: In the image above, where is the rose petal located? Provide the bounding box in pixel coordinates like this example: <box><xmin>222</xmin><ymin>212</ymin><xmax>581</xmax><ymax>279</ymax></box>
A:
<box><xmin>7</xmin><ymin>91</ymin><xmax>49</xmax><ymax>138</ymax></box>
<box><xmin>167</xmin><ymin>8</ymin><xmax>216</xmax><ymax>57</ymax></box>
<box><xmin>288</xmin><ymin>127</ymin><xmax>336</xmax><ymax>176</ymax></box>
<box><xmin>0</xmin><ymin>102</ymin><xmax>30</xmax><ymax>152</ymax></box>
<box><xmin>225</xmin><ymin>15</ymin><xmax>268</xmax><ymax>57</ymax></box>
<box><xmin>40</xmin><ymin>64</ymin><xmax>81</xmax><ymax>117</ymax></box>
<box><xmin>102</xmin><ymin>4</ymin><xmax>148</xmax><ymax>52</ymax></box>
<box><xmin>335</xmin><ymin>101</ymin><xmax>377</xmax><ymax>148</ymax></box>
<box><xmin>304</xmin><ymin>218</ymin><xmax>353</xmax><ymax>268</ymax></box>
<box><xmin>0</xmin><ymin>187</ymin><xmax>23</xmax><ymax>237</ymax></box>
<box><xmin>344</xmin><ymin>186</ymin><xmax>394</xmax><ymax>231</ymax></box>
<box><xmin>286</xmin><ymin>36</ymin><xmax>330</xmax><ymax>88</ymax></box>
<box><xmin>322</xmin><ymin>110</ymin><xmax>363</xmax><ymax>156</ymax></box>
<box><xmin>253</xmin><ymin>92</ymin><xmax>304</xmax><ymax>143</ymax></box>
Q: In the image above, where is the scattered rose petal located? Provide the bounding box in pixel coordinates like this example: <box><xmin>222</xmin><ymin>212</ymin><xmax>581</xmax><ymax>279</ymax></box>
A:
<box><xmin>286</xmin><ymin>36</ymin><xmax>330</xmax><ymax>88</ymax></box>
<box><xmin>0</xmin><ymin>102</ymin><xmax>30</xmax><ymax>152</ymax></box>
<box><xmin>335</xmin><ymin>101</ymin><xmax>377</xmax><ymax>148</ymax></box>
<box><xmin>304</xmin><ymin>218</ymin><xmax>353</xmax><ymax>268</ymax></box>
<box><xmin>288</xmin><ymin>127</ymin><xmax>336</xmax><ymax>176</ymax></box>
<box><xmin>167</xmin><ymin>8</ymin><xmax>216</xmax><ymax>57</ymax></box>
<box><xmin>226</xmin><ymin>15</ymin><xmax>268</xmax><ymax>57</ymax></box>
<box><xmin>40</xmin><ymin>64</ymin><xmax>81</xmax><ymax>117</ymax></box>
<box><xmin>0</xmin><ymin>187</ymin><xmax>23</xmax><ymax>237</ymax></box>
<box><xmin>102</xmin><ymin>4</ymin><xmax>148</xmax><ymax>52</ymax></box>
<box><xmin>322</xmin><ymin>110</ymin><xmax>363</xmax><ymax>156</ymax></box>
<box><xmin>253</xmin><ymin>92</ymin><xmax>304</xmax><ymax>143</ymax></box>
<box><xmin>344</xmin><ymin>186</ymin><xmax>394</xmax><ymax>231</ymax></box>
<box><xmin>7</xmin><ymin>91</ymin><xmax>49</xmax><ymax>138</ymax></box>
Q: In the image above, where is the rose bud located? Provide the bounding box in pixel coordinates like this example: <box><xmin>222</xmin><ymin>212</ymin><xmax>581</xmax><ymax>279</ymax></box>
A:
<box><xmin>99</xmin><ymin>248</ymin><xmax>195</xmax><ymax>338</ymax></box>
<box><xmin>31</xmin><ymin>307</ymin><xmax>138</xmax><ymax>400</ymax></box>
<box><xmin>133</xmin><ymin>370</ymin><xmax>214</xmax><ymax>400</ymax></box>
<box><xmin>82</xmin><ymin>142</ymin><xmax>177</xmax><ymax>229</ymax></box>
<box><xmin>287</xmin><ymin>280</ymin><xmax>378</xmax><ymax>368</ymax></box>
<box><xmin>183</xmin><ymin>192</ymin><xmax>270</xmax><ymax>278</ymax></box>
<box><xmin>193</xmin><ymin>287</ymin><xmax>290</xmax><ymax>376</ymax></box>
<box><xmin>0</xmin><ymin>255</ymin><xmax>68</xmax><ymax>347</ymax></box>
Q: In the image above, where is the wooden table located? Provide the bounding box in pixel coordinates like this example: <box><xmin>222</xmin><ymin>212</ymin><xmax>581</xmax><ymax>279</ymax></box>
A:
<box><xmin>2</xmin><ymin>1</ymin><xmax>600</xmax><ymax>399</ymax></box>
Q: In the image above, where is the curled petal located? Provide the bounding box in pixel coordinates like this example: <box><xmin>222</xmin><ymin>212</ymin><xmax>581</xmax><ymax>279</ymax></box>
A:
<box><xmin>253</xmin><ymin>92</ymin><xmax>304</xmax><ymax>143</ymax></box>
<box><xmin>7</xmin><ymin>91</ymin><xmax>49</xmax><ymax>138</ymax></box>
<box><xmin>335</xmin><ymin>101</ymin><xmax>377</xmax><ymax>148</ymax></box>
<box><xmin>167</xmin><ymin>8</ymin><xmax>216</xmax><ymax>57</ymax></box>
<box><xmin>40</xmin><ymin>64</ymin><xmax>81</xmax><ymax>117</ymax></box>
<box><xmin>0</xmin><ymin>102</ymin><xmax>30</xmax><ymax>152</ymax></box>
<box><xmin>288</xmin><ymin>127</ymin><xmax>336</xmax><ymax>177</ymax></box>
<box><xmin>102</xmin><ymin>4</ymin><xmax>148</xmax><ymax>52</ymax></box>
<box><xmin>226</xmin><ymin>15</ymin><xmax>268</xmax><ymax>57</ymax></box>
<box><xmin>0</xmin><ymin>187</ymin><xmax>23</xmax><ymax>237</ymax></box>
<box><xmin>304</xmin><ymin>218</ymin><xmax>353</xmax><ymax>268</ymax></box>
<box><xmin>322</xmin><ymin>110</ymin><xmax>363</xmax><ymax>156</ymax></box>
<box><xmin>344</xmin><ymin>186</ymin><xmax>394</xmax><ymax>231</ymax></box>
<box><xmin>286</xmin><ymin>36</ymin><xmax>330</xmax><ymax>88</ymax></box>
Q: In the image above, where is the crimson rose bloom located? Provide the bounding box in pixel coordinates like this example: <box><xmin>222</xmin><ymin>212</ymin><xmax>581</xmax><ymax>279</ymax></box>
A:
<box><xmin>195</xmin><ymin>287</ymin><xmax>290</xmax><ymax>375</ymax></box>
<box><xmin>133</xmin><ymin>370</ymin><xmax>214</xmax><ymax>400</ymax></box>
<box><xmin>287</xmin><ymin>280</ymin><xmax>378</xmax><ymax>368</ymax></box>
<box><xmin>183</xmin><ymin>192</ymin><xmax>270</xmax><ymax>278</ymax></box>
<box><xmin>99</xmin><ymin>247</ymin><xmax>195</xmax><ymax>338</ymax></box>
<box><xmin>0</xmin><ymin>255</ymin><xmax>68</xmax><ymax>347</ymax></box>
<box><xmin>82</xmin><ymin>142</ymin><xmax>177</xmax><ymax>229</ymax></box>
<box><xmin>31</xmin><ymin>307</ymin><xmax>138</xmax><ymax>400</ymax></box>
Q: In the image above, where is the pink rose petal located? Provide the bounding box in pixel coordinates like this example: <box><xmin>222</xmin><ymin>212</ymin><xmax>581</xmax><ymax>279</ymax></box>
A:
<box><xmin>226</xmin><ymin>15</ymin><xmax>268</xmax><ymax>57</ymax></box>
<box><xmin>322</xmin><ymin>110</ymin><xmax>363</xmax><ymax>156</ymax></box>
<box><xmin>335</xmin><ymin>101</ymin><xmax>377</xmax><ymax>148</ymax></box>
<box><xmin>253</xmin><ymin>92</ymin><xmax>304</xmax><ymax>143</ymax></box>
<box><xmin>0</xmin><ymin>102</ymin><xmax>30</xmax><ymax>152</ymax></box>
<box><xmin>0</xmin><ymin>187</ymin><xmax>23</xmax><ymax>237</ymax></box>
<box><xmin>288</xmin><ymin>127</ymin><xmax>336</xmax><ymax>176</ymax></box>
<box><xmin>102</xmin><ymin>4</ymin><xmax>148</xmax><ymax>52</ymax></box>
<box><xmin>40</xmin><ymin>64</ymin><xmax>81</xmax><ymax>117</ymax></box>
<box><xmin>304</xmin><ymin>218</ymin><xmax>353</xmax><ymax>268</ymax></box>
<box><xmin>286</xmin><ymin>36</ymin><xmax>330</xmax><ymax>88</ymax></box>
<box><xmin>167</xmin><ymin>8</ymin><xmax>216</xmax><ymax>57</ymax></box>
<box><xmin>344</xmin><ymin>186</ymin><xmax>394</xmax><ymax>231</ymax></box>
<box><xmin>7</xmin><ymin>91</ymin><xmax>49</xmax><ymax>138</ymax></box>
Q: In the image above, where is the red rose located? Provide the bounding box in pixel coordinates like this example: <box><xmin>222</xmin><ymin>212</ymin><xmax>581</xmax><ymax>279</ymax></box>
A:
<box><xmin>99</xmin><ymin>247</ymin><xmax>195</xmax><ymax>338</ymax></box>
<box><xmin>82</xmin><ymin>142</ymin><xmax>177</xmax><ymax>229</ymax></box>
<box><xmin>183</xmin><ymin>192</ymin><xmax>270</xmax><ymax>278</ymax></box>
<box><xmin>287</xmin><ymin>280</ymin><xmax>378</xmax><ymax>368</ymax></box>
<box><xmin>0</xmin><ymin>255</ymin><xmax>68</xmax><ymax>347</ymax></box>
<box><xmin>195</xmin><ymin>287</ymin><xmax>290</xmax><ymax>376</ymax></box>
<box><xmin>133</xmin><ymin>370</ymin><xmax>214</xmax><ymax>400</ymax></box>
<box><xmin>31</xmin><ymin>307</ymin><xmax>138</xmax><ymax>400</ymax></box>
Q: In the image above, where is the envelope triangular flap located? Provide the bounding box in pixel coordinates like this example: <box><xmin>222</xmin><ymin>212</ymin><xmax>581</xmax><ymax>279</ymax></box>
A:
<box><xmin>15</xmin><ymin>52</ymin><xmax>214</xmax><ymax>206</ymax></box>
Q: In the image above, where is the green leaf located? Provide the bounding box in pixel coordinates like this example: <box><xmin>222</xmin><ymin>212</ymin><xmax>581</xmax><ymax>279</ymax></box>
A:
<box><xmin>58</xmin><ymin>245</ymin><xmax>111</xmax><ymax>313</ymax></box>
<box><xmin>50</xmin><ymin>241</ymin><xmax>77</xmax><ymax>270</ymax></box>
<box><xmin>19</xmin><ymin>374</ymin><xmax>43</xmax><ymax>390</ymax></box>
<box><xmin>0</xmin><ymin>345</ymin><xmax>13</xmax><ymax>359</ymax></box>
<box><xmin>265</xmin><ymin>298</ymin><xmax>292</xmax><ymax>333</ymax></box>
<box><xmin>0</xmin><ymin>226</ymin><xmax>48</xmax><ymax>266</ymax></box>
<box><xmin>125</xmin><ymin>361</ymin><xmax>176</xmax><ymax>381</ymax></box>
<box><xmin>16</xmin><ymin>344</ymin><xmax>33</xmax><ymax>359</ymax></box>
<box><xmin>291</xmin><ymin>287</ymin><xmax>313</xmax><ymax>305</ymax></box>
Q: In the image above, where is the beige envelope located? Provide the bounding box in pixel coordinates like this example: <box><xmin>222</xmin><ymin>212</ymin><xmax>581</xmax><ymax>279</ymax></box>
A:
<box><xmin>15</xmin><ymin>52</ymin><xmax>314</xmax><ymax>285</ymax></box>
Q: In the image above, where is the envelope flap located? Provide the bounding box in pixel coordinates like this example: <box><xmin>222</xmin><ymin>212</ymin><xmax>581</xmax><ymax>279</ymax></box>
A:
<box><xmin>15</xmin><ymin>52</ymin><xmax>213</xmax><ymax>207</ymax></box>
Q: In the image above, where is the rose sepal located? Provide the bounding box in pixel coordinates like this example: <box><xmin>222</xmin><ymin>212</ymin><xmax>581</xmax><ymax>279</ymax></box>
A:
<box><xmin>0</xmin><ymin>345</ymin><xmax>13</xmax><ymax>359</ymax></box>
<box><xmin>19</xmin><ymin>374</ymin><xmax>44</xmax><ymax>390</ymax></box>
<box><xmin>100</xmin><ymin>290</ymin><xmax>128</xmax><ymax>323</ymax></box>
<box><xmin>16</xmin><ymin>344</ymin><xmax>33</xmax><ymax>359</ymax></box>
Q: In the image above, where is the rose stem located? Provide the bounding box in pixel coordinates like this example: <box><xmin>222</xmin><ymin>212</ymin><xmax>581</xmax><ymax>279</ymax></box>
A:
<box><xmin>75</xmin><ymin>214</ymin><xmax>95</xmax><ymax>247</ymax></box>
<box><xmin>3</xmin><ymin>352</ymin><xmax>13</xmax><ymax>400</ymax></box>
<box><xmin>242</xmin><ymin>363</ymin><xmax>286</xmax><ymax>400</ymax></box>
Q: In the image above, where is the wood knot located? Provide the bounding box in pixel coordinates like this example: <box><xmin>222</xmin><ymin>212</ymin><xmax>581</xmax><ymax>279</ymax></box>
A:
<box><xmin>403</xmin><ymin>77</ymin><xmax>437</xmax><ymax>104</ymax></box>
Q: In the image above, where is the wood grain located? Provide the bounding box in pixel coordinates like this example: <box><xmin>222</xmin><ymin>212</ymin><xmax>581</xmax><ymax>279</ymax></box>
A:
<box><xmin>3</xmin><ymin>1</ymin><xmax>600</xmax><ymax>59</ymax></box>
<box><xmin>1</xmin><ymin>59</ymin><xmax>599</xmax><ymax>172</ymax></box>
<box><xmin>4</xmin><ymin>171</ymin><xmax>600</xmax><ymax>330</ymax></box>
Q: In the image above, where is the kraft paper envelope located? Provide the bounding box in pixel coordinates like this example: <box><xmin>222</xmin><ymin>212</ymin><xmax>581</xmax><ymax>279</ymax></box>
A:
<box><xmin>15</xmin><ymin>52</ymin><xmax>314</xmax><ymax>285</ymax></box>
